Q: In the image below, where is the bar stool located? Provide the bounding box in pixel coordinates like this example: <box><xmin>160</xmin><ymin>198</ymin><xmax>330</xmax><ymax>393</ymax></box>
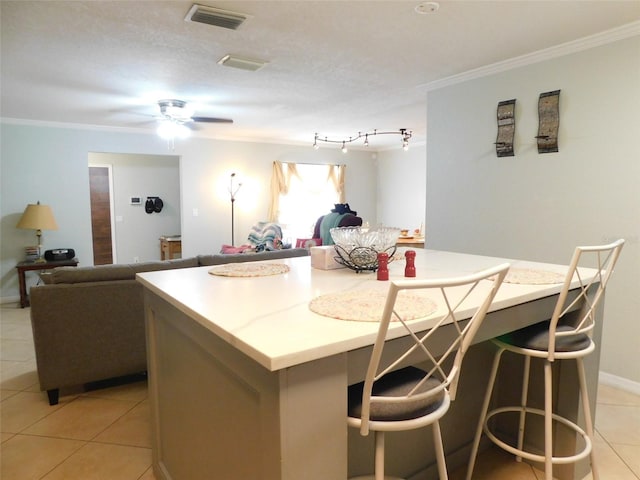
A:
<box><xmin>466</xmin><ymin>240</ymin><xmax>624</xmax><ymax>480</ymax></box>
<box><xmin>347</xmin><ymin>263</ymin><xmax>510</xmax><ymax>480</ymax></box>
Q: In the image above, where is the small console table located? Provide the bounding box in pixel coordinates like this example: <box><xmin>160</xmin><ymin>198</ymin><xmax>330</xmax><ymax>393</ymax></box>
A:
<box><xmin>16</xmin><ymin>258</ymin><xmax>78</xmax><ymax>308</ymax></box>
<box><xmin>396</xmin><ymin>237</ymin><xmax>425</xmax><ymax>249</ymax></box>
<box><xmin>160</xmin><ymin>236</ymin><xmax>182</xmax><ymax>260</ymax></box>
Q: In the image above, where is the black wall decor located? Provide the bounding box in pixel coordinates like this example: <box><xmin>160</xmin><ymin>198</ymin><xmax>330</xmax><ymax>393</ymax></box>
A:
<box><xmin>495</xmin><ymin>99</ymin><xmax>516</xmax><ymax>157</ymax></box>
<box><xmin>536</xmin><ymin>90</ymin><xmax>560</xmax><ymax>153</ymax></box>
<box><xmin>145</xmin><ymin>196</ymin><xmax>164</xmax><ymax>214</ymax></box>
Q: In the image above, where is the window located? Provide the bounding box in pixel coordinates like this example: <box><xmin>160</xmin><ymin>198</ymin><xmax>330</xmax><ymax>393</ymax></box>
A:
<box><xmin>269</xmin><ymin>162</ymin><xmax>344</xmax><ymax>242</ymax></box>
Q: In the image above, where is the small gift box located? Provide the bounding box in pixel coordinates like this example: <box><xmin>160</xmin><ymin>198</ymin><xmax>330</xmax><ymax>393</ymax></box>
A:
<box><xmin>310</xmin><ymin>246</ymin><xmax>345</xmax><ymax>270</ymax></box>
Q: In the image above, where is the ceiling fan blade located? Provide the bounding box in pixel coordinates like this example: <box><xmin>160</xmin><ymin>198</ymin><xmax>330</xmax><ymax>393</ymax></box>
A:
<box><xmin>191</xmin><ymin>116</ymin><xmax>233</xmax><ymax>124</ymax></box>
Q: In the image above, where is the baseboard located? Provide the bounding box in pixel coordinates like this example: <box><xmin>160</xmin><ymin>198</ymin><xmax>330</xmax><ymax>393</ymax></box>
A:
<box><xmin>0</xmin><ymin>295</ymin><xmax>20</xmax><ymax>305</ymax></box>
<box><xmin>599</xmin><ymin>371</ymin><xmax>640</xmax><ymax>396</ymax></box>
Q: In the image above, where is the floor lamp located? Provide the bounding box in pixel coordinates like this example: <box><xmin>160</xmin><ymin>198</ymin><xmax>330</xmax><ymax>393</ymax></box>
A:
<box><xmin>229</xmin><ymin>173</ymin><xmax>242</xmax><ymax>246</ymax></box>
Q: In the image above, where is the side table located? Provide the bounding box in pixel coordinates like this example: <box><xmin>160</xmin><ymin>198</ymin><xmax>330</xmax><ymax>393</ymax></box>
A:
<box><xmin>16</xmin><ymin>258</ymin><xmax>79</xmax><ymax>308</ymax></box>
<box><xmin>160</xmin><ymin>236</ymin><xmax>182</xmax><ymax>260</ymax></box>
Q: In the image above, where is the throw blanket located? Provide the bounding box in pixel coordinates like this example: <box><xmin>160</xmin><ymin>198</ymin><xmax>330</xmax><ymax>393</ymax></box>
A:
<box><xmin>319</xmin><ymin>213</ymin><xmax>349</xmax><ymax>246</ymax></box>
<box><xmin>247</xmin><ymin>222</ymin><xmax>283</xmax><ymax>251</ymax></box>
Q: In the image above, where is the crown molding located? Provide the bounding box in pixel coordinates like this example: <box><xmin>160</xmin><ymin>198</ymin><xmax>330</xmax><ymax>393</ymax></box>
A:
<box><xmin>422</xmin><ymin>20</ymin><xmax>640</xmax><ymax>92</ymax></box>
<box><xmin>0</xmin><ymin>117</ymin><xmax>148</xmax><ymax>134</ymax></box>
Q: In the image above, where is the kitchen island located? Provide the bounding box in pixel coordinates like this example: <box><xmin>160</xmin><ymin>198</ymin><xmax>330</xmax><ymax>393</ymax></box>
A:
<box><xmin>137</xmin><ymin>249</ymin><xmax>601</xmax><ymax>480</ymax></box>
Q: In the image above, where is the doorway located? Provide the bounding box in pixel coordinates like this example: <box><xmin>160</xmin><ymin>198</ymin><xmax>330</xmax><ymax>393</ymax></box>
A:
<box><xmin>88</xmin><ymin>153</ymin><xmax>181</xmax><ymax>265</ymax></box>
<box><xmin>89</xmin><ymin>165</ymin><xmax>115</xmax><ymax>265</ymax></box>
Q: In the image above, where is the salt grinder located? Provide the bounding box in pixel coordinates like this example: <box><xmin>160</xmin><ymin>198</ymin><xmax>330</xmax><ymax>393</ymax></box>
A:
<box><xmin>377</xmin><ymin>252</ymin><xmax>389</xmax><ymax>281</ymax></box>
<box><xmin>404</xmin><ymin>250</ymin><xmax>416</xmax><ymax>277</ymax></box>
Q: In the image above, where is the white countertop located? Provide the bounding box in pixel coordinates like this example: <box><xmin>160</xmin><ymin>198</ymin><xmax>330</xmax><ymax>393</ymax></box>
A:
<box><xmin>136</xmin><ymin>249</ymin><xmax>578</xmax><ymax>372</ymax></box>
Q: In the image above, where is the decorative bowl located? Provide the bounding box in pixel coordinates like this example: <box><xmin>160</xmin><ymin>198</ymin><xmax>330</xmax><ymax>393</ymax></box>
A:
<box><xmin>330</xmin><ymin>226</ymin><xmax>401</xmax><ymax>272</ymax></box>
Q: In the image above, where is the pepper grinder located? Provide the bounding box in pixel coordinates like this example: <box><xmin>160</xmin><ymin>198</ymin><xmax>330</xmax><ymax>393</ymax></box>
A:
<box><xmin>404</xmin><ymin>250</ymin><xmax>416</xmax><ymax>277</ymax></box>
<box><xmin>377</xmin><ymin>252</ymin><xmax>389</xmax><ymax>281</ymax></box>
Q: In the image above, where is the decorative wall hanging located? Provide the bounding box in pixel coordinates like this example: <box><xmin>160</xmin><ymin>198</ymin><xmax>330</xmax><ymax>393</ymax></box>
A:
<box><xmin>536</xmin><ymin>90</ymin><xmax>560</xmax><ymax>153</ymax></box>
<box><xmin>495</xmin><ymin>99</ymin><xmax>516</xmax><ymax>157</ymax></box>
<box><xmin>145</xmin><ymin>197</ymin><xmax>164</xmax><ymax>214</ymax></box>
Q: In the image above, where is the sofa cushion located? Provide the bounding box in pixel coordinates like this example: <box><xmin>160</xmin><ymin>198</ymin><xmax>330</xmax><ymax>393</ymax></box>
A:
<box><xmin>130</xmin><ymin>258</ymin><xmax>198</xmax><ymax>274</ymax></box>
<box><xmin>50</xmin><ymin>264</ymin><xmax>135</xmax><ymax>283</ymax></box>
<box><xmin>49</xmin><ymin>258</ymin><xmax>198</xmax><ymax>284</ymax></box>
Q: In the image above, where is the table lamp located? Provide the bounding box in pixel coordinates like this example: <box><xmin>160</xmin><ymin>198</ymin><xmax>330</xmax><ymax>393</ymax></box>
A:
<box><xmin>16</xmin><ymin>201</ymin><xmax>58</xmax><ymax>263</ymax></box>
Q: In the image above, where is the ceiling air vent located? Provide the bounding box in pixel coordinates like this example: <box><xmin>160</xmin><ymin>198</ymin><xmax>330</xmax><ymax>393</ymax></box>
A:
<box><xmin>218</xmin><ymin>55</ymin><xmax>267</xmax><ymax>72</ymax></box>
<box><xmin>184</xmin><ymin>4</ymin><xmax>249</xmax><ymax>30</ymax></box>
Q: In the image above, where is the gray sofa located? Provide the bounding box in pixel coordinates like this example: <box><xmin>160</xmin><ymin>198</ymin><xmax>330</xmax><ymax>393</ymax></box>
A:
<box><xmin>30</xmin><ymin>249</ymin><xmax>309</xmax><ymax>405</ymax></box>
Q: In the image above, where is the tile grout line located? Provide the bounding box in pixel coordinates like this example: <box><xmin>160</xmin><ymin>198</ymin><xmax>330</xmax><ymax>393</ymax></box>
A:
<box><xmin>37</xmin><ymin>437</ymin><xmax>89</xmax><ymax>480</ymax></box>
<box><xmin>594</xmin><ymin>424</ymin><xmax>640</xmax><ymax>480</ymax></box>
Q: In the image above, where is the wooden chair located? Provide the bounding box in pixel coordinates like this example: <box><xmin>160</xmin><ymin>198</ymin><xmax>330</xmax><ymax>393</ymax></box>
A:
<box><xmin>347</xmin><ymin>263</ymin><xmax>510</xmax><ymax>480</ymax></box>
<box><xmin>466</xmin><ymin>239</ymin><xmax>624</xmax><ymax>480</ymax></box>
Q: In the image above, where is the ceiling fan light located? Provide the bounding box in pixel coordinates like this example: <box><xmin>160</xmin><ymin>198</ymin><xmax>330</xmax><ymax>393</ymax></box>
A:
<box><xmin>167</xmin><ymin>105</ymin><xmax>193</xmax><ymax>120</ymax></box>
<box><xmin>157</xmin><ymin>121</ymin><xmax>190</xmax><ymax>140</ymax></box>
<box><xmin>158</xmin><ymin>99</ymin><xmax>194</xmax><ymax>121</ymax></box>
<box><xmin>157</xmin><ymin>122</ymin><xmax>172</xmax><ymax>140</ymax></box>
<box><xmin>175</xmin><ymin>123</ymin><xmax>191</xmax><ymax>139</ymax></box>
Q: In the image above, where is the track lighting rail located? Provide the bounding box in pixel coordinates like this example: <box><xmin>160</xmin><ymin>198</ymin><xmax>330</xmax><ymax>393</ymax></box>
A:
<box><xmin>313</xmin><ymin>128</ymin><xmax>412</xmax><ymax>152</ymax></box>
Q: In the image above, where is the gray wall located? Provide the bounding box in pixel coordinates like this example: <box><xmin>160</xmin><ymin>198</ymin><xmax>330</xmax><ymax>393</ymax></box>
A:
<box><xmin>425</xmin><ymin>36</ymin><xmax>640</xmax><ymax>385</ymax></box>
<box><xmin>376</xmin><ymin>144</ymin><xmax>427</xmax><ymax>233</ymax></box>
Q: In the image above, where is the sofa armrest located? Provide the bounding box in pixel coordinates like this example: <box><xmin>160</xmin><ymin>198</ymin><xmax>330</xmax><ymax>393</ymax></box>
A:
<box><xmin>30</xmin><ymin>280</ymin><xmax>147</xmax><ymax>395</ymax></box>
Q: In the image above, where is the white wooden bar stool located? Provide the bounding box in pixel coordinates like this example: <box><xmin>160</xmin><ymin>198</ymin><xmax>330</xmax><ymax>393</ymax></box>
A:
<box><xmin>466</xmin><ymin>239</ymin><xmax>624</xmax><ymax>480</ymax></box>
<box><xmin>347</xmin><ymin>263</ymin><xmax>510</xmax><ymax>480</ymax></box>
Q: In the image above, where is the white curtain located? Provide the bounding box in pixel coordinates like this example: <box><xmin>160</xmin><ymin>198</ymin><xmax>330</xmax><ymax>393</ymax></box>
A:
<box><xmin>269</xmin><ymin>161</ymin><xmax>345</xmax><ymax>240</ymax></box>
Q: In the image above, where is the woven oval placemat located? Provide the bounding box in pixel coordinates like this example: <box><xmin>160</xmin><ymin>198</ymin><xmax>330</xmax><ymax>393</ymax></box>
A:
<box><xmin>208</xmin><ymin>263</ymin><xmax>290</xmax><ymax>277</ymax></box>
<box><xmin>309</xmin><ymin>289</ymin><xmax>437</xmax><ymax>322</ymax></box>
<box><xmin>503</xmin><ymin>268</ymin><xmax>566</xmax><ymax>285</ymax></box>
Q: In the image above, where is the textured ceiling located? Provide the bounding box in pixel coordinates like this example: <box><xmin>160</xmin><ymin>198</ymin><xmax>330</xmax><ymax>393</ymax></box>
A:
<box><xmin>1</xmin><ymin>1</ymin><xmax>639</xmax><ymax>149</ymax></box>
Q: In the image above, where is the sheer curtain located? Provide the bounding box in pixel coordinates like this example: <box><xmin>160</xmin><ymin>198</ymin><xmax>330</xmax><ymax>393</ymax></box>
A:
<box><xmin>269</xmin><ymin>161</ymin><xmax>345</xmax><ymax>242</ymax></box>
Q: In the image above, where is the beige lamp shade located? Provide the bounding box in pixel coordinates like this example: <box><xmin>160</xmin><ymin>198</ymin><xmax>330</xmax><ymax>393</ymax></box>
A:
<box><xmin>16</xmin><ymin>202</ymin><xmax>58</xmax><ymax>231</ymax></box>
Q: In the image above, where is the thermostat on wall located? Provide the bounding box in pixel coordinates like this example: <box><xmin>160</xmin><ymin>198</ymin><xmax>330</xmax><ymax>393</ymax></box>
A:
<box><xmin>130</xmin><ymin>196</ymin><xmax>142</xmax><ymax>205</ymax></box>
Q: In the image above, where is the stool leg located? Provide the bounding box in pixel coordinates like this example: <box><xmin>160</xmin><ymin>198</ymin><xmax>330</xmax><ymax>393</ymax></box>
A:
<box><xmin>544</xmin><ymin>360</ymin><xmax>553</xmax><ymax>480</ymax></box>
<box><xmin>576</xmin><ymin>358</ymin><xmax>599</xmax><ymax>480</ymax></box>
<box><xmin>466</xmin><ymin>347</ymin><xmax>505</xmax><ymax>480</ymax></box>
<box><xmin>516</xmin><ymin>355</ymin><xmax>531</xmax><ymax>462</ymax></box>
<box><xmin>433</xmin><ymin>420</ymin><xmax>448</xmax><ymax>480</ymax></box>
<box><xmin>374</xmin><ymin>431</ymin><xmax>385</xmax><ymax>480</ymax></box>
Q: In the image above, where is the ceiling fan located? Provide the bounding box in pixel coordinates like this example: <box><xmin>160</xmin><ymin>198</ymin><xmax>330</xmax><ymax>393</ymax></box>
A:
<box><xmin>155</xmin><ymin>99</ymin><xmax>232</xmax><ymax>147</ymax></box>
<box><xmin>157</xmin><ymin>99</ymin><xmax>233</xmax><ymax>125</ymax></box>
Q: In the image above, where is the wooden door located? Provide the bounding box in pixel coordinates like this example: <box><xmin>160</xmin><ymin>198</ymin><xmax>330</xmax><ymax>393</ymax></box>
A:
<box><xmin>89</xmin><ymin>166</ymin><xmax>113</xmax><ymax>265</ymax></box>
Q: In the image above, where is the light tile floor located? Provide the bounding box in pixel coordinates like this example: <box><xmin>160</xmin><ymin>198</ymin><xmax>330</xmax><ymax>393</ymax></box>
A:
<box><xmin>2</xmin><ymin>303</ymin><xmax>639</xmax><ymax>479</ymax></box>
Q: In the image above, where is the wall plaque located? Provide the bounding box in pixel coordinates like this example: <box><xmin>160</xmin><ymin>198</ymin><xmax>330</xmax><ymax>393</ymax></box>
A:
<box><xmin>495</xmin><ymin>99</ymin><xmax>516</xmax><ymax>157</ymax></box>
<box><xmin>536</xmin><ymin>90</ymin><xmax>560</xmax><ymax>153</ymax></box>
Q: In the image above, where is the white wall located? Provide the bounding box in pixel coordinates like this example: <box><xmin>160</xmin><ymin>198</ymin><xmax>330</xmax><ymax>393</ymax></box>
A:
<box><xmin>0</xmin><ymin>123</ymin><xmax>376</xmax><ymax>301</ymax></box>
<box><xmin>426</xmin><ymin>36</ymin><xmax>640</xmax><ymax>384</ymax></box>
<box><xmin>88</xmin><ymin>152</ymin><xmax>181</xmax><ymax>264</ymax></box>
<box><xmin>177</xmin><ymin>138</ymin><xmax>376</xmax><ymax>258</ymax></box>
<box><xmin>376</xmin><ymin>143</ymin><xmax>427</xmax><ymax>232</ymax></box>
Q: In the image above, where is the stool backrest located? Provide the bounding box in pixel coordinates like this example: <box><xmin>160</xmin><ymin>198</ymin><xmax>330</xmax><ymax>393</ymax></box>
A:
<box><xmin>548</xmin><ymin>239</ymin><xmax>624</xmax><ymax>360</ymax></box>
<box><xmin>358</xmin><ymin>263</ymin><xmax>510</xmax><ymax>434</ymax></box>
